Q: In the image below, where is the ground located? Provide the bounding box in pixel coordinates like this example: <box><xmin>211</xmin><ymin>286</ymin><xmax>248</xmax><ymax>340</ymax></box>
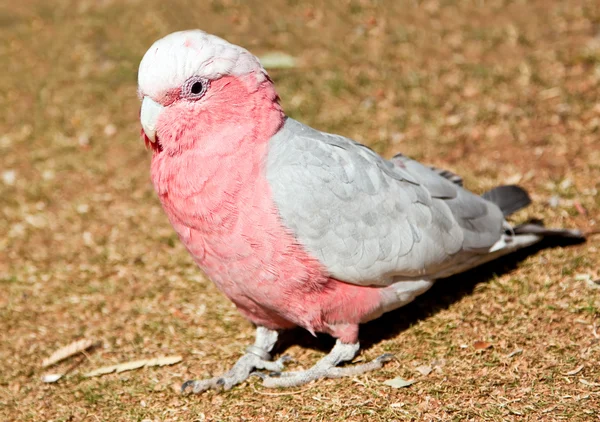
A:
<box><xmin>1</xmin><ymin>0</ymin><xmax>599</xmax><ymax>420</ymax></box>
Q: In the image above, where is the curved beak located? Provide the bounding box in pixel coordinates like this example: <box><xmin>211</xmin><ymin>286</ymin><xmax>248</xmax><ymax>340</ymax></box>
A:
<box><xmin>140</xmin><ymin>96</ymin><xmax>164</xmax><ymax>143</ymax></box>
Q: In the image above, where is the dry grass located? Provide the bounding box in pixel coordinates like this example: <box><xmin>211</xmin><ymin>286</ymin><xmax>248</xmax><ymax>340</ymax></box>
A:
<box><xmin>1</xmin><ymin>0</ymin><xmax>599</xmax><ymax>420</ymax></box>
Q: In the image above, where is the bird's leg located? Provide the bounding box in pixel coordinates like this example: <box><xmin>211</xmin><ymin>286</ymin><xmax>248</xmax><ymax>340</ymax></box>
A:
<box><xmin>181</xmin><ymin>326</ymin><xmax>289</xmax><ymax>393</ymax></box>
<box><xmin>258</xmin><ymin>340</ymin><xmax>393</xmax><ymax>388</ymax></box>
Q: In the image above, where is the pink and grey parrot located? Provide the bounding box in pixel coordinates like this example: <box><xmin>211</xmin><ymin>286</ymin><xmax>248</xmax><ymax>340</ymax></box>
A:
<box><xmin>137</xmin><ymin>30</ymin><xmax>584</xmax><ymax>392</ymax></box>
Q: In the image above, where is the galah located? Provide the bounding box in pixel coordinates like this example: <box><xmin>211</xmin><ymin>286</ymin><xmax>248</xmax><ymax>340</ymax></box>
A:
<box><xmin>137</xmin><ymin>30</ymin><xmax>584</xmax><ymax>392</ymax></box>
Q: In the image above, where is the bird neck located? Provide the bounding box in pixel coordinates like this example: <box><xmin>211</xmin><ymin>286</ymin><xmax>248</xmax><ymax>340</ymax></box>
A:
<box><xmin>150</xmin><ymin>76</ymin><xmax>285</xmax><ymax>199</ymax></box>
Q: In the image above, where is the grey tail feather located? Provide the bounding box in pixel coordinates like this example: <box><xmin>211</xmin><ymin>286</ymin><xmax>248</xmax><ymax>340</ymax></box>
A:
<box><xmin>482</xmin><ymin>185</ymin><xmax>532</xmax><ymax>217</ymax></box>
<box><xmin>513</xmin><ymin>221</ymin><xmax>586</xmax><ymax>240</ymax></box>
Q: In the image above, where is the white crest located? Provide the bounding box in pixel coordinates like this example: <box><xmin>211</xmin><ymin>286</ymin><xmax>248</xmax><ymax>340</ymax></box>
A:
<box><xmin>138</xmin><ymin>30</ymin><xmax>264</xmax><ymax>99</ymax></box>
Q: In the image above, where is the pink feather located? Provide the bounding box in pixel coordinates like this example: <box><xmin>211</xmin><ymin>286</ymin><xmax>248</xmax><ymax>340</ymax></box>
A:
<box><xmin>147</xmin><ymin>73</ymin><xmax>386</xmax><ymax>343</ymax></box>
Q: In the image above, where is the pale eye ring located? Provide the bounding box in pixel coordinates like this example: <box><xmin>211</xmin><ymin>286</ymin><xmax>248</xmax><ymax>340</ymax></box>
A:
<box><xmin>182</xmin><ymin>77</ymin><xmax>209</xmax><ymax>99</ymax></box>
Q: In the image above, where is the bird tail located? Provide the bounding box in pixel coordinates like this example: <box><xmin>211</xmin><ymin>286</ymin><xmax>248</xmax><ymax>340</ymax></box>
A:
<box><xmin>432</xmin><ymin>185</ymin><xmax>585</xmax><ymax>280</ymax></box>
<box><xmin>478</xmin><ymin>220</ymin><xmax>586</xmax><ymax>271</ymax></box>
<box><xmin>481</xmin><ymin>185</ymin><xmax>531</xmax><ymax>217</ymax></box>
<box><xmin>479</xmin><ymin>184</ymin><xmax>585</xmax><ymax>268</ymax></box>
<box><xmin>482</xmin><ymin>184</ymin><xmax>586</xmax><ymax>240</ymax></box>
<box><xmin>512</xmin><ymin>221</ymin><xmax>585</xmax><ymax>239</ymax></box>
<box><xmin>478</xmin><ymin>184</ymin><xmax>586</xmax><ymax>268</ymax></box>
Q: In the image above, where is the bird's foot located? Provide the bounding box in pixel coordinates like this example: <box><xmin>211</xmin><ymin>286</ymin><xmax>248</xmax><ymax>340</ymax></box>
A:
<box><xmin>181</xmin><ymin>352</ymin><xmax>291</xmax><ymax>393</ymax></box>
<box><xmin>258</xmin><ymin>341</ymin><xmax>393</xmax><ymax>388</ymax></box>
<box><xmin>181</xmin><ymin>326</ymin><xmax>285</xmax><ymax>394</ymax></box>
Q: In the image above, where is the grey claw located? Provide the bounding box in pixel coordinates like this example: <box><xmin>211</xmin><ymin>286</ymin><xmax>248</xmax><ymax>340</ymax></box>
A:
<box><xmin>250</xmin><ymin>371</ymin><xmax>267</xmax><ymax>379</ymax></box>
<box><xmin>376</xmin><ymin>353</ymin><xmax>395</xmax><ymax>363</ymax></box>
<box><xmin>268</xmin><ymin>371</ymin><xmax>282</xmax><ymax>377</ymax></box>
<box><xmin>180</xmin><ymin>380</ymin><xmax>196</xmax><ymax>394</ymax></box>
<box><xmin>278</xmin><ymin>355</ymin><xmax>293</xmax><ymax>363</ymax></box>
<box><xmin>216</xmin><ymin>378</ymin><xmax>225</xmax><ymax>386</ymax></box>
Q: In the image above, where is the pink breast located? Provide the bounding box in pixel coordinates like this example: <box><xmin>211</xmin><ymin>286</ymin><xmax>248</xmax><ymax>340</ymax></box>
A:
<box><xmin>147</xmin><ymin>75</ymin><xmax>385</xmax><ymax>343</ymax></box>
<box><xmin>155</xmin><ymin>148</ymin><xmax>384</xmax><ymax>343</ymax></box>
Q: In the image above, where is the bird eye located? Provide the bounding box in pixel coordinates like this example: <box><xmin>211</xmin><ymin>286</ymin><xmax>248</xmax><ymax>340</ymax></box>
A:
<box><xmin>191</xmin><ymin>82</ymin><xmax>203</xmax><ymax>94</ymax></box>
<box><xmin>182</xmin><ymin>77</ymin><xmax>209</xmax><ymax>99</ymax></box>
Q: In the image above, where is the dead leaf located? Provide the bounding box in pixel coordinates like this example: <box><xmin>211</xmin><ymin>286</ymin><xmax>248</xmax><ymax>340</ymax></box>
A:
<box><xmin>41</xmin><ymin>339</ymin><xmax>94</xmax><ymax>368</ymax></box>
<box><xmin>84</xmin><ymin>356</ymin><xmax>182</xmax><ymax>378</ymax></box>
<box><xmin>430</xmin><ymin>359</ymin><xmax>446</xmax><ymax>373</ymax></box>
<box><xmin>383</xmin><ymin>377</ymin><xmax>415</xmax><ymax>388</ymax></box>
<box><xmin>84</xmin><ymin>365</ymin><xmax>120</xmax><ymax>378</ymax></box>
<box><xmin>473</xmin><ymin>341</ymin><xmax>493</xmax><ymax>350</ymax></box>
<box><xmin>115</xmin><ymin>359</ymin><xmax>148</xmax><ymax>373</ymax></box>
<box><xmin>564</xmin><ymin>365</ymin><xmax>584</xmax><ymax>376</ymax></box>
<box><xmin>431</xmin><ymin>358</ymin><xmax>445</xmax><ymax>368</ymax></box>
<box><xmin>507</xmin><ymin>348</ymin><xmax>523</xmax><ymax>358</ymax></box>
<box><xmin>579</xmin><ymin>379</ymin><xmax>600</xmax><ymax>387</ymax></box>
<box><xmin>414</xmin><ymin>365</ymin><xmax>432</xmax><ymax>376</ymax></box>
<box><xmin>144</xmin><ymin>356</ymin><xmax>182</xmax><ymax>367</ymax></box>
<box><xmin>577</xmin><ymin>274</ymin><xmax>600</xmax><ymax>290</ymax></box>
<box><xmin>41</xmin><ymin>374</ymin><xmax>63</xmax><ymax>383</ymax></box>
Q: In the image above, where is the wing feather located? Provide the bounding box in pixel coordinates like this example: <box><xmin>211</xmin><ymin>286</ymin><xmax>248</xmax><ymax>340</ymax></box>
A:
<box><xmin>266</xmin><ymin>118</ymin><xmax>505</xmax><ymax>285</ymax></box>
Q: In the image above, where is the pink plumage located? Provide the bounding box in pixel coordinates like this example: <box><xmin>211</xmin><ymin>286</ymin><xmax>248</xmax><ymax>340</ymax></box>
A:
<box><xmin>147</xmin><ymin>72</ymin><xmax>384</xmax><ymax>343</ymax></box>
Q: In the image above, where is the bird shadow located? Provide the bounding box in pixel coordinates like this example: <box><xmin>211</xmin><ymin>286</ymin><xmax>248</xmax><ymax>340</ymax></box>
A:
<box><xmin>274</xmin><ymin>236</ymin><xmax>585</xmax><ymax>355</ymax></box>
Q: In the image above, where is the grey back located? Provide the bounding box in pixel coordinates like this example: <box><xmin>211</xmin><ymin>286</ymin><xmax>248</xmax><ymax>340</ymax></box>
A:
<box><xmin>266</xmin><ymin>118</ymin><xmax>505</xmax><ymax>285</ymax></box>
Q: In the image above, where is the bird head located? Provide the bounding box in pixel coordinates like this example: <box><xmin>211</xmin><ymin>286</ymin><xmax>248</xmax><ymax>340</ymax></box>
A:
<box><xmin>137</xmin><ymin>30</ymin><xmax>282</xmax><ymax>155</ymax></box>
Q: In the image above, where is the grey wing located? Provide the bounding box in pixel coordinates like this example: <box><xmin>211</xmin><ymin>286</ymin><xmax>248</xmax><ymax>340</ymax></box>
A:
<box><xmin>393</xmin><ymin>153</ymin><xmax>465</xmax><ymax>187</ymax></box>
<box><xmin>266</xmin><ymin>118</ymin><xmax>506</xmax><ymax>286</ymax></box>
<box><xmin>390</xmin><ymin>153</ymin><xmax>506</xmax><ymax>252</ymax></box>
